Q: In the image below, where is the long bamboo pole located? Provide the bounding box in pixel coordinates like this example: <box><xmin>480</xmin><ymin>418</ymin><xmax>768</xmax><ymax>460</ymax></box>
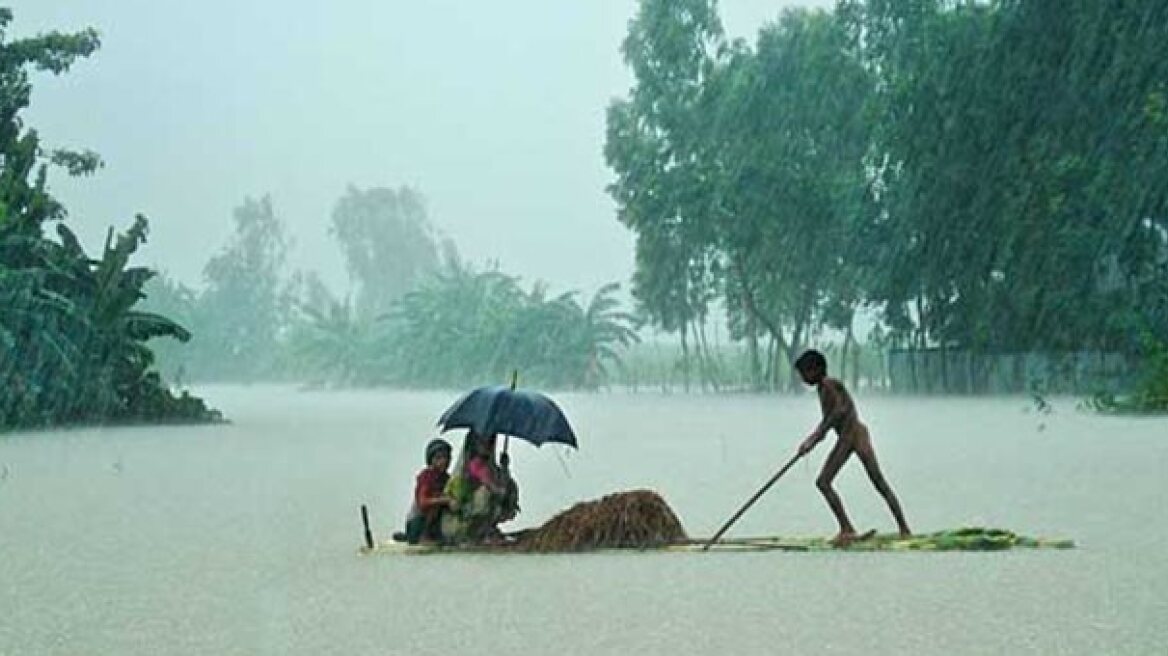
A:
<box><xmin>702</xmin><ymin>452</ymin><xmax>803</xmax><ymax>551</ymax></box>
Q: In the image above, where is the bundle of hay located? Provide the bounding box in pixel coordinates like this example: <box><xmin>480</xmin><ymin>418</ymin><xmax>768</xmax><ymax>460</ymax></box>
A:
<box><xmin>518</xmin><ymin>489</ymin><xmax>687</xmax><ymax>552</ymax></box>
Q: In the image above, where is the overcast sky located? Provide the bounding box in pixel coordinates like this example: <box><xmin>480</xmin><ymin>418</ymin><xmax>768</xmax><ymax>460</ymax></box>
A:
<box><xmin>11</xmin><ymin>0</ymin><xmax>831</xmax><ymax>297</ymax></box>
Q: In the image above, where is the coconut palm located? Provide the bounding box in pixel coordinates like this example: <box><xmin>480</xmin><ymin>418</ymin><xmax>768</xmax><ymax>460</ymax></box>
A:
<box><xmin>290</xmin><ymin>297</ymin><xmax>391</xmax><ymax>387</ymax></box>
<box><xmin>571</xmin><ymin>283</ymin><xmax>641</xmax><ymax>389</ymax></box>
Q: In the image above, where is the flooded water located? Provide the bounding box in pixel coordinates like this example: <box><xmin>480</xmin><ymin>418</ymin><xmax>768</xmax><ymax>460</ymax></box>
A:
<box><xmin>1</xmin><ymin>387</ymin><xmax>1165</xmax><ymax>654</ymax></box>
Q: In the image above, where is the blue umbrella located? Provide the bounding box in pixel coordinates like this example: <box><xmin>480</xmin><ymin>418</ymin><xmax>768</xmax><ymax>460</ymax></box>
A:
<box><xmin>436</xmin><ymin>384</ymin><xmax>578</xmax><ymax>451</ymax></box>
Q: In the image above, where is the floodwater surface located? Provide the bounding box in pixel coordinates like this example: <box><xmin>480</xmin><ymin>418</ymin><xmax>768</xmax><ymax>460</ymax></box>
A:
<box><xmin>1</xmin><ymin>387</ymin><xmax>1165</xmax><ymax>654</ymax></box>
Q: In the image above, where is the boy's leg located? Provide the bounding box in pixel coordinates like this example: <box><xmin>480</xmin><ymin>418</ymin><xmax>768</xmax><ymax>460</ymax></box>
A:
<box><xmin>420</xmin><ymin>508</ymin><xmax>444</xmax><ymax>544</ymax></box>
<box><xmin>816</xmin><ymin>438</ymin><xmax>857</xmax><ymax>540</ymax></box>
<box><xmin>854</xmin><ymin>435</ymin><xmax>911</xmax><ymax>536</ymax></box>
<box><xmin>404</xmin><ymin>515</ymin><xmax>425</xmax><ymax>545</ymax></box>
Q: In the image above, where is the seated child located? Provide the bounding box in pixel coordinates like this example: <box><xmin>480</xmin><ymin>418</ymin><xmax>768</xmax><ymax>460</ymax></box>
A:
<box><xmin>403</xmin><ymin>438</ymin><xmax>453</xmax><ymax>545</ymax></box>
<box><xmin>465</xmin><ymin>432</ymin><xmax>520</xmax><ymax>525</ymax></box>
<box><xmin>441</xmin><ymin>431</ymin><xmax>520</xmax><ymax>544</ymax></box>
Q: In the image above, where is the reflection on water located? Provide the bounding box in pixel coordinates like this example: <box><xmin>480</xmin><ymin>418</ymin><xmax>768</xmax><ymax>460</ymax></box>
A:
<box><xmin>2</xmin><ymin>386</ymin><xmax>1166</xmax><ymax>654</ymax></box>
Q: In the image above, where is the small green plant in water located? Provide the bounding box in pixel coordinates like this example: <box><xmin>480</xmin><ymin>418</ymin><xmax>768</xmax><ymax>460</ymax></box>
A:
<box><xmin>1028</xmin><ymin>378</ymin><xmax>1052</xmax><ymax>431</ymax></box>
<box><xmin>1088</xmin><ymin>332</ymin><xmax>1168</xmax><ymax>414</ymax></box>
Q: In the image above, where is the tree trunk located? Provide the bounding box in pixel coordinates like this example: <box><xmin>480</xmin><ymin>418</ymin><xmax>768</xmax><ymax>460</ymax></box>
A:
<box><xmin>763</xmin><ymin>336</ymin><xmax>775</xmax><ymax>391</ymax></box>
<box><xmin>691</xmin><ymin>322</ymin><xmax>708</xmax><ymax>392</ymax></box>
<box><xmin>914</xmin><ymin>296</ymin><xmax>927</xmax><ymax>393</ymax></box>
<box><xmin>940</xmin><ymin>341</ymin><xmax>950</xmax><ymax>393</ymax></box>
<box><xmin>746</xmin><ymin>315</ymin><xmax>762</xmax><ymax>392</ymax></box>
<box><xmin>839</xmin><ymin>339</ymin><xmax>848</xmax><ymax>384</ymax></box>
<box><xmin>787</xmin><ymin>317</ymin><xmax>808</xmax><ymax>393</ymax></box>
<box><xmin>733</xmin><ymin>261</ymin><xmax>792</xmax><ymax>392</ymax></box>
<box><xmin>843</xmin><ymin>319</ymin><xmax>859</xmax><ymax>391</ymax></box>
<box><xmin>696</xmin><ymin>320</ymin><xmax>721</xmax><ymax>392</ymax></box>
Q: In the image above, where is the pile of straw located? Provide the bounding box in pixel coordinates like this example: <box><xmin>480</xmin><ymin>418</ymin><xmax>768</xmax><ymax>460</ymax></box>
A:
<box><xmin>518</xmin><ymin>489</ymin><xmax>687</xmax><ymax>552</ymax></box>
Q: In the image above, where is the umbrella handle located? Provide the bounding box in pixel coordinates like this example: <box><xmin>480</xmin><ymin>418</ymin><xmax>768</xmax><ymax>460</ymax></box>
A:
<box><xmin>502</xmin><ymin>369</ymin><xmax>516</xmax><ymax>469</ymax></box>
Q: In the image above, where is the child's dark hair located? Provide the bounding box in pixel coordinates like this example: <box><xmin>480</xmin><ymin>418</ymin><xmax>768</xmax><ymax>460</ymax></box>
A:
<box><xmin>425</xmin><ymin>438</ymin><xmax>452</xmax><ymax>465</ymax></box>
<box><xmin>795</xmin><ymin>349</ymin><xmax>827</xmax><ymax>372</ymax></box>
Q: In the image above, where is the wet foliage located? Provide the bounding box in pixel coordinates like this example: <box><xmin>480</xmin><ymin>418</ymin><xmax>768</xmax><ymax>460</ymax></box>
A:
<box><xmin>142</xmin><ymin>200</ymin><xmax>641</xmax><ymax>390</ymax></box>
<box><xmin>1086</xmin><ymin>332</ymin><xmax>1168</xmax><ymax>413</ymax></box>
<box><xmin>0</xmin><ymin>11</ymin><xmax>219</xmax><ymax>431</ymax></box>
<box><xmin>606</xmin><ymin>0</ymin><xmax>1168</xmax><ymax>392</ymax></box>
<box><xmin>285</xmin><ymin>266</ymin><xmax>640</xmax><ymax>390</ymax></box>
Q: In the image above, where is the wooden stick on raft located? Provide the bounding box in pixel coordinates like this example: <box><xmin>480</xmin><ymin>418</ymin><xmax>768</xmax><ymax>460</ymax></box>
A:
<box><xmin>361</xmin><ymin>504</ymin><xmax>375</xmax><ymax>550</ymax></box>
<box><xmin>703</xmin><ymin>452</ymin><xmax>803</xmax><ymax>551</ymax></box>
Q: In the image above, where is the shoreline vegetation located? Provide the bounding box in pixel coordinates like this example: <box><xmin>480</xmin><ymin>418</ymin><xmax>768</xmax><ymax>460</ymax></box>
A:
<box><xmin>139</xmin><ymin>0</ymin><xmax>1164</xmax><ymax>413</ymax></box>
<box><xmin>5</xmin><ymin>0</ymin><xmax>1168</xmax><ymax>435</ymax></box>
<box><xmin>0</xmin><ymin>11</ymin><xmax>220</xmax><ymax>433</ymax></box>
<box><xmin>1084</xmin><ymin>334</ymin><xmax>1168</xmax><ymax>414</ymax></box>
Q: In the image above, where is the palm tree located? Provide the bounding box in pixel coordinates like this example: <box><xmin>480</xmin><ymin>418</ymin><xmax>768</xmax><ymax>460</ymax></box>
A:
<box><xmin>574</xmin><ymin>283</ymin><xmax>641</xmax><ymax>389</ymax></box>
<box><xmin>290</xmin><ymin>298</ymin><xmax>390</xmax><ymax>387</ymax></box>
<box><xmin>52</xmin><ymin>218</ymin><xmax>191</xmax><ymax>420</ymax></box>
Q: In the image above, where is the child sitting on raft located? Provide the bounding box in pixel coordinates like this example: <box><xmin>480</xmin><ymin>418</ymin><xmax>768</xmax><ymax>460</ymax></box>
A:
<box><xmin>441</xmin><ymin>431</ymin><xmax>520</xmax><ymax>545</ymax></box>
<box><xmin>402</xmin><ymin>438</ymin><xmax>454</xmax><ymax>545</ymax></box>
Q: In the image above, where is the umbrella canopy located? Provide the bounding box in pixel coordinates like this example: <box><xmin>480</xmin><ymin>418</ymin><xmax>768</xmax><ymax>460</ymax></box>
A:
<box><xmin>436</xmin><ymin>385</ymin><xmax>578</xmax><ymax>449</ymax></box>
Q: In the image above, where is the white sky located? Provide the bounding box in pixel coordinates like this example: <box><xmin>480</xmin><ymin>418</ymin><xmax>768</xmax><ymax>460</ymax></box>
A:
<box><xmin>11</xmin><ymin>0</ymin><xmax>832</xmax><ymax>297</ymax></box>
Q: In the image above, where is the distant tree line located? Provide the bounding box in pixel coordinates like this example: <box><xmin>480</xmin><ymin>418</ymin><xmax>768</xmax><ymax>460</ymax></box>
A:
<box><xmin>8</xmin><ymin>1</ymin><xmax>1166</xmax><ymax>422</ymax></box>
<box><xmin>143</xmin><ymin>186</ymin><xmax>641</xmax><ymax>391</ymax></box>
<box><xmin>0</xmin><ymin>11</ymin><xmax>218</xmax><ymax>431</ymax></box>
<box><xmin>605</xmin><ymin>0</ymin><xmax>1168</xmax><ymax>395</ymax></box>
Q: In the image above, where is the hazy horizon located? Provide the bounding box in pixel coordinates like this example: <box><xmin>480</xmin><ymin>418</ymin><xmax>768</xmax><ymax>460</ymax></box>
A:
<box><xmin>9</xmin><ymin>0</ymin><xmax>832</xmax><ymax>297</ymax></box>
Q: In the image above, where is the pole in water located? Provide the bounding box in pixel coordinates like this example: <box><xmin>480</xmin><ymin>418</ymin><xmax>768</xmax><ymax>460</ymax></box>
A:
<box><xmin>361</xmin><ymin>504</ymin><xmax>375</xmax><ymax>550</ymax></box>
<box><xmin>703</xmin><ymin>452</ymin><xmax>803</xmax><ymax>551</ymax></box>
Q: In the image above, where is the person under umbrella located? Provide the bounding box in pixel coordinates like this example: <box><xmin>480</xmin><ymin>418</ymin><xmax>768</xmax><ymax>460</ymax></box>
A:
<box><xmin>441</xmin><ymin>431</ymin><xmax>520</xmax><ymax>545</ymax></box>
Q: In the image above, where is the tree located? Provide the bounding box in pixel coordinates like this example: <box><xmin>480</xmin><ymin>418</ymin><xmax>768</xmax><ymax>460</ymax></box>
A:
<box><xmin>330</xmin><ymin>185</ymin><xmax>440</xmax><ymax>317</ymax></box>
<box><xmin>570</xmin><ymin>282</ymin><xmax>642</xmax><ymax>389</ymax></box>
<box><xmin>139</xmin><ymin>270</ymin><xmax>201</xmax><ymax>383</ymax></box>
<box><xmin>843</xmin><ymin>0</ymin><xmax>1168</xmax><ymax>354</ymax></box>
<box><xmin>1</xmin><ymin>9</ymin><xmax>215</xmax><ymax>429</ymax></box>
<box><xmin>0</xmin><ymin>9</ymin><xmax>99</xmax><ymax>240</ymax></box>
<box><xmin>608</xmin><ymin>3</ymin><xmax>876</xmax><ymax>390</ymax></box>
<box><xmin>196</xmin><ymin>195</ymin><xmax>290</xmax><ymax>380</ymax></box>
<box><xmin>289</xmin><ymin>296</ymin><xmax>390</xmax><ymax>387</ymax></box>
<box><xmin>368</xmin><ymin>256</ymin><xmax>639</xmax><ymax>390</ymax></box>
<box><xmin>710</xmin><ymin>9</ymin><xmax>875</xmax><ymax>389</ymax></box>
<box><xmin>605</xmin><ymin>0</ymin><xmax>726</xmax><ymax>391</ymax></box>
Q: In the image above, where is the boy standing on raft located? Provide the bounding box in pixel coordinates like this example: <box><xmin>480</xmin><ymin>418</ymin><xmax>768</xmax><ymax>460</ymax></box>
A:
<box><xmin>795</xmin><ymin>349</ymin><xmax>912</xmax><ymax>545</ymax></box>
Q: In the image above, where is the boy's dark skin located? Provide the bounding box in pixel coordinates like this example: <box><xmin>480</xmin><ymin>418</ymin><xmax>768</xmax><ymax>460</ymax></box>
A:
<box><xmin>796</xmin><ymin>351</ymin><xmax>911</xmax><ymax>545</ymax></box>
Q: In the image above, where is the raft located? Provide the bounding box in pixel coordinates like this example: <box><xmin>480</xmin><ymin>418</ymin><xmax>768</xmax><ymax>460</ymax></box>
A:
<box><xmin>363</xmin><ymin>527</ymin><xmax>1074</xmax><ymax>555</ymax></box>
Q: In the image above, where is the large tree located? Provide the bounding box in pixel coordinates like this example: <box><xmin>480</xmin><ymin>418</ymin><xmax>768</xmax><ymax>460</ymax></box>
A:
<box><xmin>1</xmin><ymin>9</ymin><xmax>215</xmax><ymax>428</ymax></box>
<box><xmin>709</xmin><ymin>9</ymin><xmax>875</xmax><ymax>388</ymax></box>
<box><xmin>842</xmin><ymin>0</ymin><xmax>1168</xmax><ymax>357</ymax></box>
<box><xmin>608</xmin><ymin>0</ymin><xmax>1168</xmax><ymax>394</ymax></box>
<box><xmin>196</xmin><ymin>195</ymin><xmax>290</xmax><ymax>380</ymax></box>
<box><xmin>608</xmin><ymin>2</ymin><xmax>875</xmax><ymax>390</ymax></box>
<box><xmin>330</xmin><ymin>184</ymin><xmax>440</xmax><ymax>317</ymax></box>
<box><xmin>605</xmin><ymin>0</ymin><xmax>726</xmax><ymax>390</ymax></box>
